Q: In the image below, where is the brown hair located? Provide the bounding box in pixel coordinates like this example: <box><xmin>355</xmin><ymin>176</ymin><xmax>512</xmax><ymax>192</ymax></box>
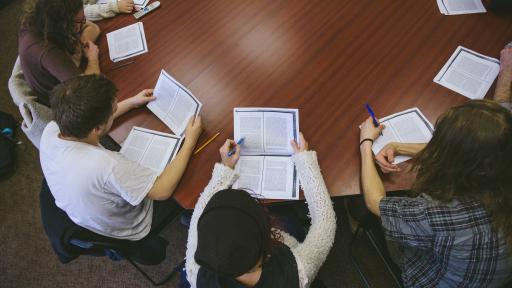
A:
<box><xmin>411</xmin><ymin>100</ymin><xmax>512</xmax><ymax>245</ymax></box>
<box><xmin>22</xmin><ymin>0</ymin><xmax>83</xmax><ymax>55</ymax></box>
<box><xmin>50</xmin><ymin>75</ymin><xmax>118</xmax><ymax>138</ymax></box>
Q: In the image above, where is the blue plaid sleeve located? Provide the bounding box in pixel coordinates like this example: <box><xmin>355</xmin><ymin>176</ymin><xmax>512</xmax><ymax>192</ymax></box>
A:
<box><xmin>379</xmin><ymin>196</ymin><xmax>433</xmax><ymax>249</ymax></box>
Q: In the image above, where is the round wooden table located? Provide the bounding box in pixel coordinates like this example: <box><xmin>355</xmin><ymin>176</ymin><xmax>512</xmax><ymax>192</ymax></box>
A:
<box><xmin>97</xmin><ymin>0</ymin><xmax>512</xmax><ymax>209</ymax></box>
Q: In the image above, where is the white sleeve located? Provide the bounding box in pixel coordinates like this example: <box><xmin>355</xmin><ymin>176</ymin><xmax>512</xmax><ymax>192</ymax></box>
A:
<box><xmin>104</xmin><ymin>154</ymin><xmax>158</xmax><ymax>206</ymax></box>
<box><xmin>290</xmin><ymin>151</ymin><xmax>337</xmax><ymax>288</ymax></box>
<box><xmin>83</xmin><ymin>0</ymin><xmax>119</xmax><ymax>21</ymax></box>
<box><xmin>185</xmin><ymin>163</ymin><xmax>238</xmax><ymax>288</ymax></box>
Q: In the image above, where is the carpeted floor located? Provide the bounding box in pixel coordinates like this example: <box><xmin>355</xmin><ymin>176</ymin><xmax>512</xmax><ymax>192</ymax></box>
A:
<box><xmin>0</xmin><ymin>1</ymin><xmax>395</xmax><ymax>287</ymax></box>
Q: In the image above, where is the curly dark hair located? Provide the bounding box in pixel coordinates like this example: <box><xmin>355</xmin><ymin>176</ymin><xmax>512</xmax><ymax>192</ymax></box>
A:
<box><xmin>50</xmin><ymin>75</ymin><xmax>118</xmax><ymax>138</ymax></box>
<box><xmin>22</xmin><ymin>0</ymin><xmax>84</xmax><ymax>55</ymax></box>
<box><xmin>411</xmin><ymin>100</ymin><xmax>512</xmax><ymax>246</ymax></box>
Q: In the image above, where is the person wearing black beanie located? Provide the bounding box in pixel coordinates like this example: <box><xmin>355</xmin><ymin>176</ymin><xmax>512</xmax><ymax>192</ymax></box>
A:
<box><xmin>184</xmin><ymin>133</ymin><xmax>336</xmax><ymax>288</ymax></box>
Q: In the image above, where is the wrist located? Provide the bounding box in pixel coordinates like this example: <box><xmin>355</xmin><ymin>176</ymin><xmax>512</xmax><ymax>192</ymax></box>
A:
<box><xmin>360</xmin><ymin>141</ymin><xmax>373</xmax><ymax>153</ymax></box>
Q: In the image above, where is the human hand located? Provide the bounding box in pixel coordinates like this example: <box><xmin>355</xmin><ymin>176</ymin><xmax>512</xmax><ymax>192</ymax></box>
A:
<box><xmin>290</xmin><ymin>132</ymin><xmax>308</xmax><ymax>154</ymax></box>
<box><xmin>128</xmin><ymin>89</ymin><xmax>155</xmax><ymax>108</ymax></box>
<box><xmin>118</xmin><ymin>0</ymin><xmax>134</xmax><ymax>13</ymax></box>
<box><xmin>500</xmin><ymin>47</ymin><xmax>512</xmax><ymax>74</ymax></box>
<box><xmin>359</xmin><ymin>117</ymin><xmax>384</xmax><ymax>142</ymax></box>
<box><xmin>375</xmin><ymin>142</ymin><xmax>400</xmax><ymax>173</ymax></box>
<box><xmin>184</xmin><ymin>115</ymin><xmax>203</xmax><ymax>145</ymax></box>
<box><xmin>219</xmin><ymin>139</ymin><xmax>240</xmax><ymax>169</ymax></box>
<box><xmin>83</xmin><ymin>41</ymin><xmax>99</xmax><ymax>61</ymax></box>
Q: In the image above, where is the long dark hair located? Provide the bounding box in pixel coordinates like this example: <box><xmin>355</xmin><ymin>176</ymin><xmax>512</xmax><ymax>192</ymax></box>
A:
<box><xmin>411</xmin><ymin>100</ymin><xmax>512</xmax><ymax>246</ymax></box>
<box><xmin>22</xmin><ymin>0</ymin><xmax>84</xmax><ymax>55</ymax></box>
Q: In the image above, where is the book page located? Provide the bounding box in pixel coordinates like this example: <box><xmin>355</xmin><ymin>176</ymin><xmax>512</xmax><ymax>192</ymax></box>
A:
<box><xmin>233</xmin><ymin>156</ymin><xmax>264</xmax><ymax>194</ymax></box>
<box><xmin>234</xmin><ymin>108</ymin><xmax>298</xmax><ymax>156</ymax></box>
<box><xmin>437</xmin><ymin>0</ymin><xmax>486</xmax><ymax>15</ymax></box>
<box><xmin>234</xmin><ymin>110</ymin><xmax>265</xmax><ymax>154</ymax></box>
<box><xmin>106</xmin><ymin>22</ymin><xmax>148</xmax><ymax>62</ymax></box>
<box><xmin>434</xmin><ymin>46</ymin><xmax>499</xmax><ymax>99</ymax></box>
<box><xmin>372</xmin><ymin>108</ymin><xmax>433</xmax><ymax>164</ymax></box>
<box><xmin>148</xmin><ymin>70</ymin><xmax>202</xmax><ymax>136</ymax></box>
<box><xmin>261</xmin><ymin>156</ymin><xmax>298</xmax><ymax>200</ymax></box>
<box><xmin>120</xmin><ymin>127</ymin><xmax>182</xmax><ymax>174</ymax></box>
<box><xmin>263</xmin><ymin>111</ymin><xmax>296</xmax><ymax>155</ymax></box>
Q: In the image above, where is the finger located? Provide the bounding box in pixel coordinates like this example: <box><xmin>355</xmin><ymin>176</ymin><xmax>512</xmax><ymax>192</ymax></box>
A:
<box><xmin>375</xmin><ymin>153</ymin><xmax>396</xmax><ymax>170</ymax></box>
<box><xmin>385</xmin><ymin>149</ymin><xmax>395</xmax><ymax>163</ymax></box>
<box><xmin>144</xmin><ymin>89</ymin><xmax>154</xmax><ymax>95</ymax></box>
<box><xmin>290</xmin><ymin>139</ymin><xmax>298</xmax><ymax>151</ymax></box>
<box><xmin>299</xmin><ymin>132</ymin><xmax>305</xmax><ymax>147</ymax></box>
<box><xmin>194</xmin><ymin>115</ymin><xmax>202</xmax><ymax>126</ymax></box>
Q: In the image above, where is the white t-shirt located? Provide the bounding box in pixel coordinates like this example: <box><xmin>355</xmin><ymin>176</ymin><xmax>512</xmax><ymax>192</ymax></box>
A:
<box><xmin>40</xmin><ymin>121</ymin><xmax>158</xmax><ymax>240</ymax></box>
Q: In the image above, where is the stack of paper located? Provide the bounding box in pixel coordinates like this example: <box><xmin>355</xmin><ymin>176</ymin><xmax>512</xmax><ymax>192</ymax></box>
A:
<box><xmin>120</xmin><ymin>127</ymin><xmax>183</xmax><ymax>174</ymax></box>
<box><xmin>106</xmin><ymin>22</ymin><xmax>148</xmax><ymax>62</ymax></box>
<box><xmin>372</xmin><ymin>108</ymin><xmax>434</xmax><ymax>164</ymax></box>
<box><xmin>232</xmin><ymin>108</ymin><xmax>300</xmax><ymax>200</ymax></box>
<box><xmin>436</xmin><ymin>0</ymin><xmax>486</xmax><ymax>15</ymax></box>
<box><xmin>434</xmin><ymin>46</ymin><xmax>500</xmax><ymax>100</ymax></box>
<box><xmin>147</xmin><ymin>70</ymin><xmax>202</xmax><ymax>136</ymax></box>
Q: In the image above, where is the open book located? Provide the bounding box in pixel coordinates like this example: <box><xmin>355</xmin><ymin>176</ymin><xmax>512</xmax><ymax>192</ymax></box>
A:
<box><xmin>106</xmin><ymin>22</ymin><xmax>148</xmax><ymax>62</ymax></box>
<box><xmin>147</xmin><ymin>70</ymin><xmax>202</xmax><ymax>136</ymax></box>
<box><xmin>232</xmin><ymin>108</ymin><xmax>299</xmax><ymax>200</ymax></box>
<box><xmin>372</xmin><ymin>108</ymin><xmax>434</xmax><ymax>164</ymax></box>
<box><xmin>436</xmin><ymin>0</ymin><xmax>486</xmax><ymax>15</ymax></box>
<box><xmin>120</xmin><ymin>127</ymin><xmax>183</xmax><ymax>174</ymax></box>
<box><xmin>434</xmin><ymin>46</ymin><xmax>500</xmax><ymax>100</ymax></box>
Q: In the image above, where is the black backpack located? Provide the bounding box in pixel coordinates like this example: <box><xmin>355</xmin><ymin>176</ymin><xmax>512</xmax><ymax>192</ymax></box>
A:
<box><xmin>0</xmin><ymin>111</ymin><xmax>17</xmax><ymax>177</ymax></box>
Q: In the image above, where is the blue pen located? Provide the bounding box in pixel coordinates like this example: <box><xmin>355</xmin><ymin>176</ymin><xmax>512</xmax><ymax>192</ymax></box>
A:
<box><xmin>365</xmin><ymin>103</ymin><xmax>383</xmax><ymax>136</ymax></box>
<box><xmin>228</xmin><ymin>137</ymin><xmax>245</xmax><ymax>156</ymax></box>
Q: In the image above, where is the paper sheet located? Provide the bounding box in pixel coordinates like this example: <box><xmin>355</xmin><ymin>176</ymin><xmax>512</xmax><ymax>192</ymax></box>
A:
<box><xmin>372</xmin><ymin>108</ymin><xmax>434</xmax><ymax>164</ymax></box>
<box><xmin>106</xmin><ymin>22</ymin><xmax>148</xmax><ymax>62</ymax></box>
<box><xmin>434</xmin><ymin>46</ymin><xmax>500</xmax><ymax>100</ymax></box>
<box><xmin>232</xmin><ymin>107</ymin><xmax>300</xmax><ymax>200</ymax></box>
<box><xmin>234</xmin><ymin>108</ymin><xmax>299</xmax><ymax>155</ymax></box>
<box><xmin>436</xmin><ymin>0</ymin><xmax>486</xmax><ymax>15</ymax></box>
<box><xmin>233</xmin><ymin>156</ymin><xmax>298</xmax><ymax>200</ymax></box>
<box><xmin>148</xmin><ymin>70</ymin><xmax>202</xmax><ymax>136</ymax></box>
<box><xmin>120</xmin><ymin>127</ymin><xmax>183</xmax><ymax>174</ymax></box>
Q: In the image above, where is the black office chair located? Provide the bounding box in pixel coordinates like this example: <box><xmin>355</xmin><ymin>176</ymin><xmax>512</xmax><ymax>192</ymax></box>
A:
<box><xmin>40</xmin><ymin>178</ymin><xmax>184</xmax><ymax>286</ymax></box>
<box><xmin>346</xmin><ymin>196</ymin><xmax>403</xmax><ymax>288</ymax></box>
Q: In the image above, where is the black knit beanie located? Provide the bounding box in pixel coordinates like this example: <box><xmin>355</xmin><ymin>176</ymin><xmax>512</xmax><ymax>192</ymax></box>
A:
<box><xmin>195</xmin><ymin>189</ymin><xmax>271</xmax><ymax>277</ymax></box>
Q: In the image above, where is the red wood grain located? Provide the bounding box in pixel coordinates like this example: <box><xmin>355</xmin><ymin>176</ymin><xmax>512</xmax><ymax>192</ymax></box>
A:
<box><xmin>97</xmin><ymin>0</ymin><xmax>512</xmax><ymax>209</ymax></box>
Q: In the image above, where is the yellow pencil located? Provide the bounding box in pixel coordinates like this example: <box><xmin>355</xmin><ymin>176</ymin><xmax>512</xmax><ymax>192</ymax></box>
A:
<box><xmin>194</xmin><ymin>132</ymin><xmax>221</xmax><ymax>155</ymax></box>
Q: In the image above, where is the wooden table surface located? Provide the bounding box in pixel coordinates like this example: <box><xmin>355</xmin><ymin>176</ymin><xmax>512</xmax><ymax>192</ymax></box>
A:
<box><xmin>97</xmin><ymin>0</ymin><xmax>512</xmax><ymax>209</ymax></box>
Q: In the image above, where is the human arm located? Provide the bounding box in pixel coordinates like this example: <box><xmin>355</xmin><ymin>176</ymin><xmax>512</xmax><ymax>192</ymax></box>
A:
<box><xmin>494</xmin><ymin>46</ymin><xmax>512</xmax><ymax>103</ymax></box>
<box><xmin>288</xmin><ymin>133</ymin><xmax>337</xmax><ymax>287</ymax></box>
<box><xmin>359</xmin><ymin>117</ymin><xmax>386</xmax><ymax>216</ymax></box>
<box><xmin>82</xmin><ymin>41</ymin><xmax>100</xmax><ymax>75</ymax></box>
<box><xmin>375</xmin><ymin>142</ymin><xmax>426</xmax><ymax>173</ymax></box>
<box><xmin>146</xmin><ymin>116</ymin><xmax>203</xmax><ymax>200</ymax></box>
<box><xmin>83</xmin><ymin>0</ymin><xmax>123</xmax><ymax>21</ymax></box>
<box><xmin>113</xmin><ymin>89</ymin><xmax>156</xmax><ymax>119</ymax></box>
<box><xmin>80</xmin><ymin>21</ymin><xmax>101</xmax><ymax>43</ymax></box>
<box><xmin>185</xmin><ymin>140</ymin><xmax>241</xmax><ymax>287</ymax></box>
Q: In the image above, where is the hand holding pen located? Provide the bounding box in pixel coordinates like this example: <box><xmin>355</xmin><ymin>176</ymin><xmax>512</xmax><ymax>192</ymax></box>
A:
<box><xmin>220</xmin><ymin>138</ymin><xmax>242</xmax><ymax>169</ymax></box>
<box><xmin>365</xmin><ymin>103</ymin><xmax>383</xmax><ymax>136</ymax></box>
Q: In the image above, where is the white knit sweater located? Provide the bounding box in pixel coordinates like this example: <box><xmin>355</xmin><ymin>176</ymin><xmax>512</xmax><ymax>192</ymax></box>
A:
<box><xmin>83</xmin><ymin>0</ymin><xmax>119</xmax><ymax>22</ymax></box>
<box><xmin>185</xmin><ymin>151</ymin><xmax>337</xmax><ymax>288</ymax></box>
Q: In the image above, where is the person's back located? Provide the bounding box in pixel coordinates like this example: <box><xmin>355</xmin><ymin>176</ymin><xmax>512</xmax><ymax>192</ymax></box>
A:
<box><xmin>40</xmin><ymin>121</ymin><xmax>155</xmax><ymax>240</ymax></box>
<box><xmin>18</xmin><ymin>0</ymin><xmax>100</xmax><ymax>106</ymax></box>
<box><xmin>39</xmin><ymin>74</ymin><xmax>203</xmax><ymax>242</ymax></box>
<box><xmin>380</xmin><ymin>194</ymin><xmax>512</xmax><ymax>287</ymax></box>
<box><xmin>359</xmin><ymin>100</ymin><xmax>512</xmax><ymax>287</ymax></box>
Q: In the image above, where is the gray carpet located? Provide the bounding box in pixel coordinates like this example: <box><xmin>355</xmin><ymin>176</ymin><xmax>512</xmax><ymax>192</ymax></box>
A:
<box><xmin>0</xmin><ymin>1</ymin><xmax>395</xmax><ymax>287</ymax></box>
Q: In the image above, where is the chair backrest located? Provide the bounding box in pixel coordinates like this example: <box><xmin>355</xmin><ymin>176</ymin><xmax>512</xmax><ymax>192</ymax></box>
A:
<box><xmin>39</xmin><ymin>178</ymin><xmax>130</xmax><ymax>263</ymax></box>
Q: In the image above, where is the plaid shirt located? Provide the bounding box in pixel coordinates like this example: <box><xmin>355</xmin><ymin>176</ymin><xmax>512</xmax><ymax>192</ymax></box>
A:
<box><xmin>380</xmin><ymin>194</ymin><xmax>512</xmax><ymax>287</ymax></box>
